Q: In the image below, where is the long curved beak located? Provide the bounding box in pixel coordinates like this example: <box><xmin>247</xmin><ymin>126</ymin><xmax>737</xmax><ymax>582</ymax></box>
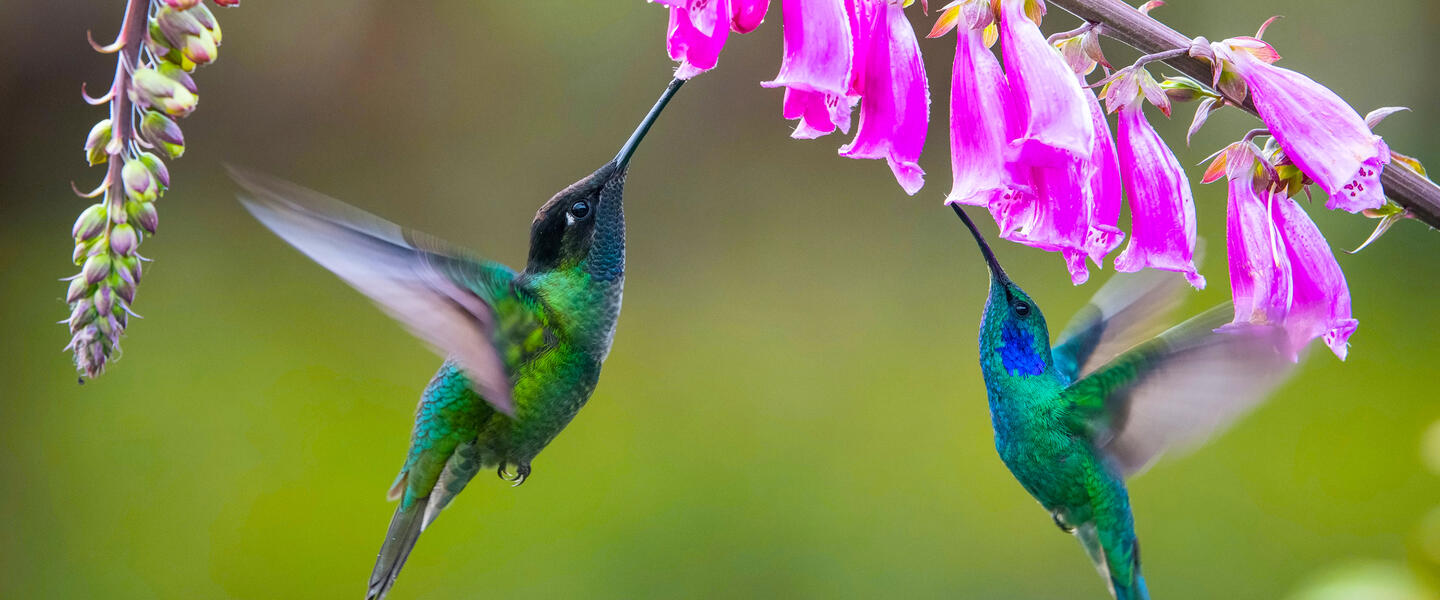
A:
<box><xmin>951</xmin><ymin>204</ymin><xmax>1010</xmax><ymax>283</ymax></box>
<box><xmin>613</xmin><ymin>78</ymin><xmax>685</xmax><ymax>170</ymax></box>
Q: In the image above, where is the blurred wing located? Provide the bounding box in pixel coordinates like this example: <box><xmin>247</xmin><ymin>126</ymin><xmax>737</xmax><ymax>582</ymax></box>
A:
<box><xmin>1051</xmin><ymin>270</ymin><xmax>1189</xmax><ymax>381</ymax></box>
<box><xmin>232</xmin><ymin>168</ymin><xmax>547</xmax><ymax>415</ymax></box>
<box><xmin>1062</xmin><ymin>306</ymin><xmax>1296</xmax><ymax>477</ymax></box>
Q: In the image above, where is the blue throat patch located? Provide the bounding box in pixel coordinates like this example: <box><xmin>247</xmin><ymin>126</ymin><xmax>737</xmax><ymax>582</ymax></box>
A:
<box><xmin>999</xmin><ymin>320</ymin><xmax>1046</xmax><ymax>377</ymax></box>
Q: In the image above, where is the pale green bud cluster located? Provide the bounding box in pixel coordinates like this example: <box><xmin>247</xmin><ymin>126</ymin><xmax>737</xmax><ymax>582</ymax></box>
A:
<box><xmin>65</xmin><ymin>0</ymin><xmax>237</xmax><ymax>379</ymax></box>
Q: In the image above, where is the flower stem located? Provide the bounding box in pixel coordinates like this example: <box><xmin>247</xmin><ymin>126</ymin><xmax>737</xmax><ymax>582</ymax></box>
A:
<box><xmin>1049</xmin><ymin>0</ymin><xmax>1440</xmax><ymax>228</ymax></box>
<box><xmin>105</xmin><ymin>0</ymin><xmax>149</xmax><ymax>212</ymax></box>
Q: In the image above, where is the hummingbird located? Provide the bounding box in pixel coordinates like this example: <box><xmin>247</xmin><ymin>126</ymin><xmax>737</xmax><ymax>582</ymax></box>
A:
<box><xmin>234</xmin><ymin>78</ymin><xmax>685</xmax><ymax>599</ymax></box>
<box><xmin>948</xmin><ymin>205</ymin><xmax>1296</xmax><ymax>600</ymax></box>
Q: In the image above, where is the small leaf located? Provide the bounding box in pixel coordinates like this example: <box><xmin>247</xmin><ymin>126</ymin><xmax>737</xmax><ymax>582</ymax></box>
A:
<box><xmin>1346</xmin><ymin>206</ymin><xmax>1411</xmax><ymax>254</ymax></box>
<box><xmin>1187</xmin><ymin>97</ymin><xmax>1218</xmax><ymax>146</ymax></box>
<box><xmin>1364</xmin><ymin>106</ymin><xmax>1409</xmax><ymax>129</ymax></box>
<box><xmin>1389</xmin><ymin>150</ymin><xmax>1429</xmax><ymax>178</ymax></box>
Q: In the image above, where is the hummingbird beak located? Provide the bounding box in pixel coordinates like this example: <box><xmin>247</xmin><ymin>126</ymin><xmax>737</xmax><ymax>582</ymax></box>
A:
<box><xmin>950</xmin><ymin>203</ymin><xmax>1011</xmax><ymax>283</ymax></box>
<box><xmin>613</xmin><ymin>78</ymin><xmax>685</xmax><ymax>170</ymax></box>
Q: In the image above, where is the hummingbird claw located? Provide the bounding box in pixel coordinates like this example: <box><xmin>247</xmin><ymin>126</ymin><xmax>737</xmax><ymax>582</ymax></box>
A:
<box><xmin>1052</xmin><ymin>512</ymin><xmax>1076</xmax><ymax>534</ymax></box>
<box><xmin>510</xmin><ymin>464</ymin><xmax>531</xmax><ymax>487</ymax></box>
<box><xmin>497</xmin><ymin>464</ymin><xmax>512</xmax><ymax>481</ymax></box>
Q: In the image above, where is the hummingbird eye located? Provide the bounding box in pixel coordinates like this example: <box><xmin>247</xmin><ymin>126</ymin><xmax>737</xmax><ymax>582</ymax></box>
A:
<box><xmin>1013</xmin><ymin>301</ymin><xmax>1031</xmax><ymax>317</ymax></box>
<box><xmin>567</xmin><ymin>200</ymin><xmax>591</xmax><ymax>220</ymax></box>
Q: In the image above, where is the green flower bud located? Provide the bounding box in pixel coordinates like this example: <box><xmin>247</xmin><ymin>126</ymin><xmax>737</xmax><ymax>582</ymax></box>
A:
<box><xmin>121</xmin><ymin>160</ymin><xmax>157</xmax><ymax>203</ymax></box>
<box><xmin>155</xmin><ymin>6</ymin><xmax>205</xmax><ymax>49</ymax></box>
<box><xmin>130</xmin><ymin>200</ymin><xmax>160</xmax><ymax>234</ymax></box>
<box><xmin>131</xmin><ymin>68</ymin><xmax>198</xmax><ymax>117</ymax></box>
<box><xmin>117</xmin><ymin>255</ymin><xmax>142</xmax><ymax>285</ymax></box>
<box><xmin>158</xmin><ymin>62</ymin><xmax>198</xmax><ymax>95</ymax></box>
<box><xmin>110</xmin><ymin>223</ymin><xmax>140</xmax><ymax>256</ymax></box>
<box><xmin>93</xmin><ymin>286</ymin><xmax>115</xmax><ymax>317</ymax></box>
<box><xmin>137</xmin><ymin>151</ymin><xmax>170</xmax><ymax>190</ymax></box>
<box><xmin>188</xmin><ymin>3</ymin><xmax>221</xmax><ymax>43</ymax></box>
<box><xmin>180</xmin><ymin>29</ymin><xmax>218</xmax><ymax>66</ymax></box>
<box><xmin>66</xmin><ymin>277</ymin><xmax>91</xmax><ymax>303</ymax></box>
<box><xmin>85</xmin><ymin>119</ymin><xmax>113</xmax><ymax>166</ymax></box>
<box><xmin>70</xmin><ymin>298</ymin><xmax>96</xmax><ymax>330</ymax></box>
<box><xmin>82</xmin><ymin>253</ymin><xmax>113</xmax><ymax>285</ymax></box>
<box><xmin>140</xmin><ymin>111</ymin><xmax>186</xmax><ymax>158</ymax></box>
<box><xmin>73</xmin><ymin>240</ymin><xmax>92</xmax><ymax>264</ymax></box>
<box><xmin>114</xmin><ymin>277</ymin><xmax>137</xmax><ymax>304</ymax></box>
<box><xmin>73</xmin><ymin>203</ymin><xmax>107</xmax><ymax>240</ymax></box>
<box><xmin>1160</xmin><ymin>76</ymin><xmax>1218</xmax><ymax>103</ymax></box>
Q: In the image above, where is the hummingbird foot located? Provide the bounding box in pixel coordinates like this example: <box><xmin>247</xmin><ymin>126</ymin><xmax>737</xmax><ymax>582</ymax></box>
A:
<box><xmin>496</xmin><ymin>463</ymin><xmax>531</xmax><ymax>487</ymax></box>
<box><xmin>1052</xmin><ymin>512</ymin><xmax>1076</xmax><ymax>534</ymax></box>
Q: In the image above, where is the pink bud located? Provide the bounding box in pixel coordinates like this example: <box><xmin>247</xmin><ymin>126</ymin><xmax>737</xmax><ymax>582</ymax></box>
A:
<box><xmin>82</xmin><ymin>253</ymin><xmax>112</xmax><ymax>285</ymax></box>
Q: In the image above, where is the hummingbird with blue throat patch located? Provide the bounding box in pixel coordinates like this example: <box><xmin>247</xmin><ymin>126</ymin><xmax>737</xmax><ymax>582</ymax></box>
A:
<box><xmin>949</xmin><ymin>204</ymin><xmax>1296</xmax><ymax>599</ymax></box>
<box><xmin>234</xmin><ymin>78</ymin><xmax>685</xmax><ymax>599</ymax></box>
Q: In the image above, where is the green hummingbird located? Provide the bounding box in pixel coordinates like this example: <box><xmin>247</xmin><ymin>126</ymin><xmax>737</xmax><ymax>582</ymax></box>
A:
<box><xmin>234</xmin><ymin>78</ymin><xmax>685</xmax><ymax>600</ymax></box>
<box><xmin>949</xmin><ymin>205</ymin><xmax>1296</xmax><ymax>600</ymax></box>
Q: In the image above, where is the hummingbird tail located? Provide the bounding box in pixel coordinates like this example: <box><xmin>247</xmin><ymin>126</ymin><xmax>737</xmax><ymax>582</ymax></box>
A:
<box><xmin>366</xmin><ymin>501</ymin><xmax>426</xmax><ymax>600</ymax></box>
<box><xmin>1077</xmin><ymin>523</ymin><xmax>1150</xmax><ymax>600</ymax></box>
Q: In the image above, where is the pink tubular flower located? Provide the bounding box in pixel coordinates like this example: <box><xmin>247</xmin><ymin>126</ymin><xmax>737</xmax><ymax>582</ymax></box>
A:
<box><xmin>1218</xmin><ymin>42</ymin><xmax>1391</xmax><ymax>213</ymax></box>
<box><xmin>839</xmin><ymin>0</ymin><xmax>929</xmax><ymax>195</ymax></box>
<box><xmin>762</xmin><ymin>0</ymin><xmax>855</xmax><ymax>139</ymax></box>
<box><xmin>660</xmin><ymin>0</ymin><xmax>770</xmax><ymax>79</ymax></box>
<box><xmin>998</xmin><ymin>0</ymin><xmax>1093</xmax><ymax>167</ymax></box>
<box><xmin>1002</xmin><ymin>164</ymin><xmax>1093</xmax><ymax>284</ymax></box>
<box><xmin>1080</xmin><ymin>84</ymin><xmax>1124</xmax><ymax>267</ymax></box>
<box><xmin>1225</xmin><ymin>179</ymin><xmax>1292</xmax><ymax>329</ymax></box>
<box><xmin>1272</xmin><ymin>195</ymin><xmax>1358</xmax><ymax>359</ymax></box>
<box><xmin>944</xmin><ymin>25</ymin><xmax>1009</xmax><ymax>207</ymax></box>
<box><xmin>1112</xmin><ymin>99</ymin><xmax>1205</xmax><ymax>288</ymax></box>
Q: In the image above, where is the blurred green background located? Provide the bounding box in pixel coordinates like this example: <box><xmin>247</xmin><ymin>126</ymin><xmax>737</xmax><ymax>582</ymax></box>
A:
<box><xmin>2</xmin><ymin>1</ymin><xmax>1438</xmax><ymax>598</ymax></box>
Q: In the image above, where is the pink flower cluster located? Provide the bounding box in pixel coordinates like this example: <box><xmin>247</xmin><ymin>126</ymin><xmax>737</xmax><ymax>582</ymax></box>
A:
<box><xmin>657</xmin><ymin>0</ymin><xmax>930</xmax><ymax>194</ymax></box>
<box><xmin>654</xmin><ymin>0</ymin><xmax>1397</xmax><ymax>359</ymax></box>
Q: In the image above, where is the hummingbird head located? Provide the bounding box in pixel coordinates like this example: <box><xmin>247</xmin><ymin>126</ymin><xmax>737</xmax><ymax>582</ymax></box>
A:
<box><xmin>525</xmin><ymin>79</ymin><xmax>685</xmax><ymax>279</ymax></box>
<box><xmin>951</xmin><ymin>204</ymin><xmax>1055</xmax><ymax>380</ymax></box>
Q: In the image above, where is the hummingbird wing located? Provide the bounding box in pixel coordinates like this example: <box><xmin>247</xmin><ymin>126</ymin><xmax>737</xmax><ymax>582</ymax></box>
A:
<box><xmin>233</xmin><ymin>168</ymin><xmax>549</xmax><ymax>416</ymax></box>
<box><xmin>1061</xmin><ymin>306</ymin><xmax>1295</xmax><ymax>477</ymax></box>
<box><xmin>1051</xmin><ymin>270</ymin><xmax>1189</xmax><ymax>381</ymax></box>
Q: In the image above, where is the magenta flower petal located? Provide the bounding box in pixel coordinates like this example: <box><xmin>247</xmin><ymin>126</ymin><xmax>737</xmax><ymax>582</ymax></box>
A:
<box><xmin>1225</xmin><ymin>49</ymin><xmax>1391</xmax><ymax>213</ymax></box>
<box><xmin>1081</xmin><ymin>85</ymin><xmax>1124</xmax><ymax>266</ymax></box>
<box><xmin>730</xmin><ymin>0</ymin><xmax>770</xmax><ymax>33</ymax></box>
<box><xmin>1225</xmin><ymin>181</ymin><xmax>1292</xmax><ymax>329</ymax></box>
<box><xmin>665</xmin><ymin>0</ymin><xmax>732</xmax><ymax>80</ymax></box>
<box><xmin>1112</xmin><ymin>101</ymin><xmax>1205</xmax><ymax>288</ymax></box>
<box><xmin>944</xmin><ymin>26</ymin><xmax>1009</xmax><ymax>207</ymax></box>
<box><xmin>763</xmin><ymin>0</ymin><xmax>854</xmax><ymax>139</ymax></box>
<box><xmin>1001</xmin><ymin>164</ymin><xmax>1092</xmax><ymax>284</ymax></box>
<box><xmin>838</xmin><ymin>1</ymin><xmax>929</xmax><ymax>195</ymax></box>
<box><xmin>998</xmin><ymin>0</ymin><xmax>1093</xmax><ymax>167</ymax></box>
<box><xmin>1272</xmin><ymin>195</ymin><xmax>1358</xmax><ymax>360</ymax></box>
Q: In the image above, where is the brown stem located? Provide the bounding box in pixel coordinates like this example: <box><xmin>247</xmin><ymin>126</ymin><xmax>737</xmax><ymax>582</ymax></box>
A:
<box><xmin>1049</xmin><ymin>0</ymin><xmax>1440</xmax><ymax>228</ymax></box>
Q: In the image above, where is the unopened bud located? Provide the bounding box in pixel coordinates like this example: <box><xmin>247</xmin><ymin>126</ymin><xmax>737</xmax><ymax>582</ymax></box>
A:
<box><xmin>130</xmin><ymin>200</ymin><xmax>160</xmax><ymax>234</ymax></box>
<box><xmin>70</xmin><ymin>299</ymin><xmax>95</xmax><ymax>330</ymax></box>
<box><xmin>121</xmin><ymin>160</ymin><xmax>157</xmax><ymax>203</ymax></box>
<box><xmin>158</xmin><ymin>62</ymin><xmax>198</xmax><ymax>95</ymax></box>
<box><xmin>1160</xmin><ymin>76</ymin><xmax>1216</xmax><ymax>103</ymax></box>
<box><xmin>82</xmin><ymin>253</ymin><xmax>112</xmax><ymax>285</ymax></box>
<box><xmin>140</xmin><ymin>111</ymin><xmax>186</xmax><ymax>158</ymax></box>
<box><xmin>85</xmin><ymin>119</ymin><xmax>113</xmax><ymax>166</ymax></box>
<box><xmin>66</xmin><ymin>277</ymin><xmax>91</xmax><ymax>303</ymax></box>
<box><xmin>73</xmin><ymin>204</ymin><xmax>107</xmax><ymax>240</ymax></box>
<box><xmin>188</xmin><ymin>3</ymin><xmax>221</xmax><ymax>43</ymax></box>
<box><xmin>131</xmin><ymin>68</ymin><xmax>198</xmax><ymax>117</ymax></box>
<box><xmin>114</xmin><ymin>277</ymin><xmax>137</xmax><ymax>304</ymax></box>
<box><xmin>162</xmin><ymin>0</ymin><xmax>202</xmax><ymax>9</ymax></box>
<box><xmin>137</xmin><ymin>152</ymin><xmax>170</xmax><ymax>190</ymax></box>
<box><xmin>180</xmin><ymin>29</ymin><xmax>218</xmax><ymax>65</ymax></box>
<box><xmin>111</xmin><ymin>223</ymin><xmax>140</xmax><ymax>256</ymax></box>
<box><xmin>117</xmin><ymin>255</ymin><xmax>143</xmax><ymax>284</ymax></box>
<box><xmin>94</xmin><ymin>287</ymin><xmax>115</xmax><ymax>317</ymax></box>
<box><xmin>155</xmin><ymin>6</ymin><xmax>205</xmax><ymax>48</ymax></box>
